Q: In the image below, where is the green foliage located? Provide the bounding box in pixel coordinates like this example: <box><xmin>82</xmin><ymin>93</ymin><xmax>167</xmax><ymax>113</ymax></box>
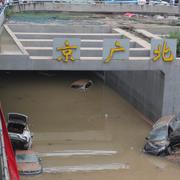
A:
<box><xmin>168</xmin><ymin>31</ymin><xmax>180</xmax><ymax>57</ymax></box>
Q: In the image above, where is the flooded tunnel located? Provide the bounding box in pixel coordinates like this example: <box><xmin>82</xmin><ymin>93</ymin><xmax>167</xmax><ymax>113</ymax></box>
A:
<box><xmin>0</xmin><ymin>12</ymin><xmax>179</xmax><ymax>180</ymax></box>
<box><xmin>0</xmin><ymin>70</ymin><xmax>177</xmax><ymax>180</ymax></box>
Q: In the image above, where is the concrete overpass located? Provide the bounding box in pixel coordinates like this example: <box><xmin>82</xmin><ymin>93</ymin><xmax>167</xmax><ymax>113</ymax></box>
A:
<box><xmin>0</xmin><ymin>23</ymin><xmax>180</xmax><ymax>122</ymax></box>
<box><xmin>0</xmin><ymin>23</ymin><xmax>177</xmax><ymax>72</ymax></box>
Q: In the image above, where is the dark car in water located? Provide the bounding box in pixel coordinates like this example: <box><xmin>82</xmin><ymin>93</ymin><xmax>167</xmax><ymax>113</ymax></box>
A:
<box><xmin>144</xmin><ymin>114</ymin><xmax>180</xmax><ymax>156</ymax></box>
<box><xmin>71</xmin><ymin>79</ymin><xmax>93</xmax><ymax>92</ymax></box>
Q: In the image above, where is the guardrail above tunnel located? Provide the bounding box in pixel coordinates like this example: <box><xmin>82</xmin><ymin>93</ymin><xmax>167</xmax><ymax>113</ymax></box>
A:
<box><xmin>7</xmin><ymin>1</ymin><xmax>180</xmax><ymax>16</ymax></box>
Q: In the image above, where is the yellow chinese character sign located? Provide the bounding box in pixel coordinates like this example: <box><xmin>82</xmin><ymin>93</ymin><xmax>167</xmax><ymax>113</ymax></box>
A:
<box><xmin>103</xmin><ymin>39</ymin><xmax>130</xmax><ymax>63</ymax></box>
<box><xmin>53</xmin><ymin>38</ymin><xmax>80</xmax><ymax>63</ymax></box>
<box><xmin>151</xmin><ymin>39</ymin><xmax>177</xmax><ymax>62</ymax></box>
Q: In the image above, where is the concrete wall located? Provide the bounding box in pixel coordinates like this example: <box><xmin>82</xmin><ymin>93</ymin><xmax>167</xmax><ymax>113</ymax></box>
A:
<box><xmin>0</xmin><ymin>27</ymin><xmax>22</xmax><ymax>54</ymax></box>
<box><xmin>10</xmin><ymin>2</ymin><xmax>180</xmax><ymax>16</ymax></box>
<box><xmin>104</xmin><ymin>71</ymin><xmax>164</xmax><ymax>122</ymax></box>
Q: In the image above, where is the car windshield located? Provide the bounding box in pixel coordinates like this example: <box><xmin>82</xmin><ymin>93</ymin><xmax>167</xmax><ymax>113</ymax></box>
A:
<box><xmin>148</xmin><ymin>125</ymin><xmax>168</xmax><ymax>141</ymax></box>
<box><xmin>16</xmin><ymin>154</ymin><xmax>39</xmax><ymax>163</ymax></box>
<box><xmin>170</xmin><ymin>117</ymin><xmax>180</xmax><ymax>130</ymax></box>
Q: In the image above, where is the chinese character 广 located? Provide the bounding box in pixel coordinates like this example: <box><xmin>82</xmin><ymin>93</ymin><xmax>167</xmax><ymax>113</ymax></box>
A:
<box><xmin>104</xmin><ymin>41</ymin><xmax>125</xmax><ymax>63</ymax></box>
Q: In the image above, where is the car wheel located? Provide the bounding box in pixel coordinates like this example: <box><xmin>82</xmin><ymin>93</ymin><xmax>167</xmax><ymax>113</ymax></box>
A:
<box><xmin>167</xmin><ymin>146</ymin><xmax>172</xmax><ymax>155</ymax></box>
<box><xmin>23</xmin><ymin>143</ymin><xmax>29</xmax><ymax>150</ymax></box>
<box><xmin>158</xmin><ymin>151</ymin><xmax>166</xmax><ymax>156</ymax></box>
<box><xmin>158</xmin><ymin>150</ymin><xmax>168</xmax><ymax>156</ymax></box>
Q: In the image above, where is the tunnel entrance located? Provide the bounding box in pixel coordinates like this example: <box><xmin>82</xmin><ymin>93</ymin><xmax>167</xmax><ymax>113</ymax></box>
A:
<box><xmin>0</xmin><ymin>70</ymin><xmax>164</xmax><ymax>123</ymax></box>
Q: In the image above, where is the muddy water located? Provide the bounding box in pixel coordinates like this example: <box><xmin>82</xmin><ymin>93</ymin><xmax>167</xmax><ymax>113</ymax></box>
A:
<box><xmin>0</xmin><ymin>71</ymin><xmax>180</xmax><ymax>180</ymax></box>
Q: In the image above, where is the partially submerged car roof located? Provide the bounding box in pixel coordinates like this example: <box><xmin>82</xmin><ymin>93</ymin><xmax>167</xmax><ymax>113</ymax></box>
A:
<box><xmin>16</xmin><ymin>150</ymin><xmax>42</xmax><ymax>176</ymax></box>
<box><xmin>8</xmin><ymin>113</ymin><xmax>28</xmax><ymax>125</ymax></box>
<box><xmin>153</xmin><ymin>114</ymin><xmax>175</xmax><ymax>129</ymax></box>
<box><xmin>71</xmin><ymin>79</ymin><xmax>93</xmax><ymax>87</ymax></box>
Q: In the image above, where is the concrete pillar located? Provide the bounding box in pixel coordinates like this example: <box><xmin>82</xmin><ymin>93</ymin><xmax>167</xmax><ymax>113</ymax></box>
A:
<box><xmin>161</xmin><ymin>71</ymin><xmax>174</xmax><ymax>116</ymax></box>
<box><xmin>161</xmin><ymin>66</ymin><xmax>180</xmax><ymax>116</ymax></box>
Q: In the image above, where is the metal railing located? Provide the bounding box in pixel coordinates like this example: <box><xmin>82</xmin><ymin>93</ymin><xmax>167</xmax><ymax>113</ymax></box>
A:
<box><xmin>0</xmin><ymin>118</ymin><xmax>10</xmax><ymax>180</ymax></box>
<box><xmin>0</xmin><ymin>5</ymin><xmax>5</xmax><ymax>28</ymax></box>
<box><xmin>7</xmin><ymin>0</ymin><xmax>103</xmax><ymax>4</ymax></box>
<box><xmin>6</xmin><ymin>0</ymin><xmax>151</xmax><ymax>5</ymax></box>
<box><xmin>5</xmin><ymin>0</ymin><xmax>179</xmax><ymax>7</ymax></box>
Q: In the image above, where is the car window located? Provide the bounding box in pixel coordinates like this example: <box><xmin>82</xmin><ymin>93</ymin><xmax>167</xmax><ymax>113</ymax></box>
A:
<box><xmin>148</xmin><ymin>125</ymin><xmax>168</xmax><ymax>141</ymax></box>
<box><xmin>170</xmin><ymin>117</ymin><xmax>180</xmax><ymax>130</ymax></box>
<box><xmin>8</xmin><ymin>123</ymin><xmax>25</xmax><ymax>134</ymax></box>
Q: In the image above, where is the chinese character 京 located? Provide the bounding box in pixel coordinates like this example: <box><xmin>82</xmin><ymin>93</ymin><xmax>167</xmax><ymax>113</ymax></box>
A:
<box><xmin>153</xmin><ymin>40</ymin><xmax>174</xmax><ymax>62</ymax></box>
<box><xmin>56</xmin><ymin>40</ymin><xmax>78</xmax><ymax>62</ymax></box>
<box><xmin>104</xmin><ymin>41</ymin><xmax>125</xmax><ymax>63</ymax></box>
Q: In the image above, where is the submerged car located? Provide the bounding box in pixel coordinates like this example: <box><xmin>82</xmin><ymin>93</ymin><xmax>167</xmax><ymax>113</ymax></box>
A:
<box><xmin>16</xmin><ymin>150</ymin><xmax>42</xmax><ymax>176</ymax></box>
<box><xmin>144</xmin><ymin>114</ymin><xmax>180</xmax><ymax>156</ymax></box>
<box><xmin>71</xmin><ymin>79</ymin><xmax>93</xmax><ymax>91</ymax></box>
<box><xmin>8</xmin><ymin>113</ymin><xmax>32</xmax><ymax>150</ymax></box>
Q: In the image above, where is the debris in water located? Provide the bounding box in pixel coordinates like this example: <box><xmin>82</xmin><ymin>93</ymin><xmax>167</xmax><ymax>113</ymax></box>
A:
<box><xmin>105</xmin><ymin>113</ymin><xmax>108</xmax><ymax>119</ymax></box>
<box><xmin>166</xmin><ymin>152</ymin><xmax>180</xmax><ymax>165</ymax></box>
<box><xmin>148</xmin><ymin>157</ymin><xmax>167</xmax><ymax>170</ymax></box>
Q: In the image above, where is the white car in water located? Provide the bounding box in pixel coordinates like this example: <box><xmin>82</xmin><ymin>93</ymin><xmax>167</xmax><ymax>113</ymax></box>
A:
<box><xmin>16</xmin><ymin>150</ymin><xmax>42</xmax><ymax>176</ymax></box>
<box><xmin>8</xmin><ymin>113</ymin><xmax>32</xmax><ymax>150</ymax></box>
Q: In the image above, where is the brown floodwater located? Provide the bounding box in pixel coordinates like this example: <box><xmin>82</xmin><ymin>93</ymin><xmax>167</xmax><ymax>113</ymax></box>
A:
<box><xmin>0</xmin><ymin>71</ymin><xmax>180</xmax><ymax>180</ymax></box>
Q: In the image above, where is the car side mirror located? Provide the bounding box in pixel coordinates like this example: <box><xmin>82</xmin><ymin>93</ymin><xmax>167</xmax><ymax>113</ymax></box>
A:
<box><xmin>145</xmin><ymin>137</ymin><xmax>149</xmax><ymax>140</ymax></box>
